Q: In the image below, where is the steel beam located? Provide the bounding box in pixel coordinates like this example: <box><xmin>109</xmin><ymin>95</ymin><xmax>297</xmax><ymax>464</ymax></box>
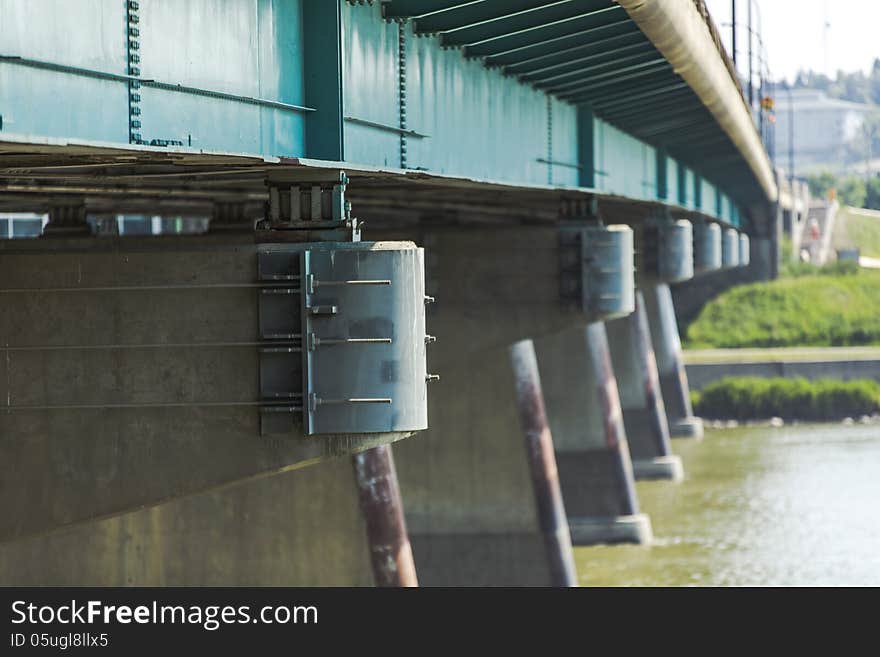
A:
<box><xmin>591</xmin><ymin>83</ymin><xmax>693</xmax><ymax>110</ymax></box>
<box><xmin>382</xmin><ymin>0</ymin><xmax>485</xmax><ymax>19</ymax></box>
<box><xmin>438</xmin><ymin>1</ymin><xmax>618</xmax><ymax>46</ymax></box>
<box><xmin>527</xmin><ymin>51</ymin><xmax>663</xmax><ymax>88</ymax></box>
<box><xmin>412</xmin><ymin>0</ymin><xmax>578</xmax><ymax>33</ymax></box>
<box><xmin>466</xmin><ymin>13</ymin><xmax>629</xmax><ymax>60</ymax></box>
<box><xmin>518</xmin><ymin>41</ymin><xmax>655</xmax><ymax>81</ymax></box>
<box><xmin>603</xmin><ymin>97</ymin><xmax>699</xmax><ymax>123</ymax></box>
<box><xmin>538</xmin><ymin>58</ymin><xmax>668</xmax><ymax>94</ymax></box>
<box><xmin>555</xmin><ymin>64</ymin><xmax>675</xmax><ymax>101</ymax></box>
<box><xmin>504</xmin><ymin>29</ymin><xmax>645</xmax><ymax>75</ymax></box>
<box><xmin>303</xmin><ymin>0</ymin><xmax>344</xmax><ymax>161</ymax></box>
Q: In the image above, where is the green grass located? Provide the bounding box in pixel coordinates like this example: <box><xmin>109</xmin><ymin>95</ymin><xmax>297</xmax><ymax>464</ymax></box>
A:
<box><xmin>834</xmin><ymin>206</ymin><xmax>880</xmax><ymax>258</ymax></box>
<box><xmin>692</xmin><ymin>377</ymin><xmax>880</xmax><ymax>421</ymax></box>
<box><xmin>684</xmin><ymin>268</ymin><xmax>880</xmax><ymax>348</ymax></box>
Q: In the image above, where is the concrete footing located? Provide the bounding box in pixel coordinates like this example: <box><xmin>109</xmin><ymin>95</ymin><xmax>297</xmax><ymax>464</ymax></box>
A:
<box><xmin>632</xmin><ymin>455</ymin><xmax>684</xmax><ymax>481</ymax></box>
<box><xmin>606</xmin><ymin>290</ymin><xmax>683</xmax><ymax>480</ymax></box>
<box><xmin>535</xmin><ymin>322</ymin><xmax>652</xmax><ymax>546</ymax></box>
<box><xmin>569</xmin><ymin>514</ymin><xmax>653</xmax><ymax>545</ymax></box>
<box><xmin>643</xmin><ymin>283</ymin><xmax>704</xmax><ymax>439</ymax></box>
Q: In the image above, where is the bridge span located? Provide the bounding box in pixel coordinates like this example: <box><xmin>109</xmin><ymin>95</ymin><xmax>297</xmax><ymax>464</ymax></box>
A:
<box><xmin>0</xmin><ymin>0</ymin><xmax>779</xmax><ymax>585</ymax></box>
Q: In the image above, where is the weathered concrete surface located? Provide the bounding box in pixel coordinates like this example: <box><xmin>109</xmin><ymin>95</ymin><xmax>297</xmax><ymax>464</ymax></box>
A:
<box><xmin>686</xmin><ymin>359</ymin><xmax>880</xmax><ymax>391</ymax></box>
<box><xmin>536</xmin><ymin>322</ymin><xmax>653</xmax><ymax>544</ymax></box>
<box><xmin>606</xmin><ymin>291</ymin><xmax>683</xmax><ymax>481</ymax></box>
<box><xmin>643</xmin><ymin>283</ymin><xmax>704</xmax><ymax>439</ymax></box>
<box><xmin>387</xmin><ymin>226</ymin><xmax>589</xmax><ymax>585</ymax></box>
<box><xmin>0</xmin><ymin>457</ymin><xmax>375</xmax><ymax>586</ymax></box>
<box><xmin>0</xmin><ymin>235</ymin><xmax>417</xmax><ymax>542</ymax></box>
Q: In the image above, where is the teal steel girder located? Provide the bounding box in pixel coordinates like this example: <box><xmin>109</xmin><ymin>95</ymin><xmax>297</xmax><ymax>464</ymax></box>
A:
<box><xmin>608</xmin><ymin>97</ymin><xmax>698</xmax><ymax>123</ymax></box>
<box><xmin>0</xmin><ymin>0</ymin><xmax>763</xmax><ymax>219</ymax></box>
<box><xmin>590</xmin><ymin>85</ymin><xmax>692</xmax><ymax>110</ymax></box>
<box><xmin>517</xmin><ymin>41</ymin><xmax>657</xmax><ymax>82</ymax></box>
<box><xmin>466</xmin><ymin>11</ymin><xmax>629</xmax><ymax>59</ymax></box>
<box><xmin>501</xmin><ymin>26</ymin><xmax>645</xmax><ymax>73</ymax></box>
<box><xmin>304</xmin><ymin>0</ymin><xmax>344</xmax><ymax>161</ymax></box>
<box><xmin>381</xmin><ymin>0</ymin><xmax>482</xmax><ymax>19</ymax></box>
<box><xmin>434</xmin><ymin>2</ymin><xmax>620</xmax><ymax>46</ymax></box>
<box><xmin>560</xmin><ymin>73</ymin><xmax>683</xmax><ymax>104</ymax></box>
<box><xmin>541</xmin><ymin>58</ymin><xmax>669</xmax><ymax>95</ymax></box>
<box><xmin>411</xmin><ymin>0</ymin><xmax>584</xmax><ymax>33</ymax></box>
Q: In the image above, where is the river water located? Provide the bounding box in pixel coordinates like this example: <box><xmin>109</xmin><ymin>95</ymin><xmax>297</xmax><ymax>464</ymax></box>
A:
<box><xmin>575</xmin><ymin>423</ymin><xmax>880</xmax><ymax>586</ymax></box>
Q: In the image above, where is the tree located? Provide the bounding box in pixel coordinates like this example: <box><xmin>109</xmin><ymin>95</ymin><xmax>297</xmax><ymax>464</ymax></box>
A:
<box><xmin>807</xmin><ymin>171</ymin><xmax>837</xmax><ymax>199</ymax></box>
<box><xmin>839</xmin><ymin>177</ymin><xmax>867</xmax><ymax>208</ymax></box>
<box><xmin>866</xmin><ymin>176</ymin><xmax>880</xmax><ymax>210</ymax></box>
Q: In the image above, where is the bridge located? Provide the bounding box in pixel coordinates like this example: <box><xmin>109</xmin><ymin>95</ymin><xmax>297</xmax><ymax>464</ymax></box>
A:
<box><xmin>0</xmin><ymin>0</ymin><xmax>779</xmax><ymax>585</ymax></box>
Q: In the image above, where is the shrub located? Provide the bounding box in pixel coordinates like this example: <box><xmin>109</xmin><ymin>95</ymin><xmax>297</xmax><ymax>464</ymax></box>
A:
<box><xmin>685</xmin><ymin>269</ymin><xmax>880</xmax><ymax>348</ymax></box>
<box><xmin>692</xmin><ymin>377</ymin><xmax>880</xmax><ymax>421</ymax></box>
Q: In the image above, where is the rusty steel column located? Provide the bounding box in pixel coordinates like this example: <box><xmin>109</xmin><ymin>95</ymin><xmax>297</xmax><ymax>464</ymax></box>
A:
<box><xmin>606</xmin><ymin>291</ymin><xmax>683</xmax><ymax>480</ymax></box>
<box><xmin>352</xmin><ymin>445</ymin><xmax>419</xmax><ymax>587</ymax></box>
<box><xmin>643</xmin><ymin>283</ymin><xmax>704</xmax><ymax>439</ymax></box>
<box><xmin>589</xmin><ymin>323</ymin><xmax>641</xmax><ymax>516</ymax></box>
<box><xmin>509</xmin><ymin>340</ymin><xmax>578</xmax><ymax>587</ymax></box>
<box><xmin>535</xmin><ymin>322</ymin><xmax>652</xmax><ymax>546</ymax></box>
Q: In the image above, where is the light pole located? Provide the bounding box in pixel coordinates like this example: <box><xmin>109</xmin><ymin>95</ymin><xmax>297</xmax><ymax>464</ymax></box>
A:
<box><xmin>785</xmin><ymin>84</ymin><xmax>794</xmax><ymax>188</ymax></box>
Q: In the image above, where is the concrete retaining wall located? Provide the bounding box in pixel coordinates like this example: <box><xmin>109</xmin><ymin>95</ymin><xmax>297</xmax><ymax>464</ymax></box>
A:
<box><xmin>686</xmin><ymin>359</ymin><xmax>880</xmax><ymax>390</ymax></box>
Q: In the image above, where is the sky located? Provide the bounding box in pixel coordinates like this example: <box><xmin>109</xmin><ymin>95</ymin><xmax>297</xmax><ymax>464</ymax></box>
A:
<box><xmin>704</xmin><ymin>0</ymin><xmax>880</xmax><ymax>82</ymax></box>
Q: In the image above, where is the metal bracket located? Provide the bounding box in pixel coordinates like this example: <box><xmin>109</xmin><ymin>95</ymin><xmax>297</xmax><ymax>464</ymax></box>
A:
<box><xmin>257</xmin><ymin>243</ymin><xmax>430</xmax><ymax>436</ymax></box>
<box><xmin>257</xmin><ymin>171</ymin><xmax>361</xmax><ymax>242</ymax></box>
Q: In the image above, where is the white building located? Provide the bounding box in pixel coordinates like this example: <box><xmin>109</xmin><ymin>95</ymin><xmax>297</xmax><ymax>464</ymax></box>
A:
<box><xmin>774</xmin><ymin>89</ymin><xmax>874</xmax><ymax>174</ymax></box>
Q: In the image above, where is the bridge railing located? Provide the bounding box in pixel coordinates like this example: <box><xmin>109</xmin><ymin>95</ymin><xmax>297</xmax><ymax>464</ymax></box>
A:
<box><xmin>691</xmin><ymin>0</ymin><xmax>750</xmax><ymax>108</ymax></box>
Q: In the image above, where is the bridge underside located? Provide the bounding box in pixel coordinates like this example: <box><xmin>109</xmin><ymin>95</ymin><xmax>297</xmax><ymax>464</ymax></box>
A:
<box><xmin>0</xmin><ymin>136</ymin><xmax>740</xmax><ymax>230</ymax></box>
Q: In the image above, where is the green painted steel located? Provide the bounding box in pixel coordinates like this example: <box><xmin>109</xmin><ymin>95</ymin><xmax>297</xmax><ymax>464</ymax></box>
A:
<box><xmin>304</xmin><ymin>0</ymin><xmax>344</xmax><ymax>160</ymax></box>
<box><xmin>0</xmin><ymin>0</ymin><xmax>746</xmax><ymax>225</ymax></box>
<box><xmin>577</xmin><ymin>106</ymin><xmax>595</xmax><ymax>189</ymax></box>
<box><xmin>594</xmin><ymin>118</ymin><xmax>655</xmax><ymax>201</ymax></box>
<box><xmin>0</xmin><ymin>0</ymin><xmax>308</xmax><ymax>154</ymax></box>
<box><xmin>341</xmin><ymin>1</ymin><xmax>399</xmax><ymax>166</ymax></box>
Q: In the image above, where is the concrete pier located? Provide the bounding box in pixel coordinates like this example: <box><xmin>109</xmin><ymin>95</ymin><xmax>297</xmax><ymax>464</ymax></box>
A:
<box><xmin>0</xmin><ymin>457</ymin><xmax>378</xmax><ymax>585</ymax></box>
<box><xmin>643</xmin><ymin>283</ymin><xmax>704</xmax><ymax>439</ymax></box>
<box><xmin>606</xmin><ymin>291</ymin><xmax>683</xmax><ymax>480</ymax></box>
<box><xmin>0</xmin><ymin>234</ymin><xmax>427</xmax><ymax>542</ymax></box>
<box><xmin>390</xmin><ymin>225</ymin><xmax>619</xmax><ymax>585</ymax></box>
<box><xmin>536</xmin><ymin>322</ymin><xmax>653</xmax><ymax>544</ymax></box>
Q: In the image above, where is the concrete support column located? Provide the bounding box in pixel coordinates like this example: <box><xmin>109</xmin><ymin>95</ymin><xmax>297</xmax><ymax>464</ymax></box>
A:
<box><xmin>606</xmin><ymin>291</ymin><xmax>683</xmax><ymax>480</ymax></box>
<box><xmin>535</xmin><ymin>323</ymin><xmax>652</xmax><ymax>545</ymax></box>
<box><xmin>643</xmin><ymin>283</ymin><xmax>704</xmax><ymax>438</ymax></box>
<box><xmin>389</xmin><ymin>226</ymin><xmax>586</xmax><ymax>586</ymax></box>
<box><xmin>395</xmin><ymin>335</ymin><xmax>580</xmax><ymax>586</ymax></box>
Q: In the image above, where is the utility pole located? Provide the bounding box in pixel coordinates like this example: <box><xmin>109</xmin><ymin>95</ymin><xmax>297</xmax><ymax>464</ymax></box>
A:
<box><xmin>731</xmin><ymin>0</ymin><xmax>737</xmax><ymax>67</ymax></box>
<box><xmin>787</xmin><ymin>84</ymin><xmax>794</xmax><ymax>188</ymax></box>
<box><xmin>747</xmin><ymin>0</ymin><xmax>754</xmax><ymax>108</ymax></box>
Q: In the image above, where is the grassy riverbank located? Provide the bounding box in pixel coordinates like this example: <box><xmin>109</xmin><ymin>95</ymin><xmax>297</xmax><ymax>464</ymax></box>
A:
<box><xmin>833</xmin><ymin>206</ymin><xmax>880</xmax><ymax>258</ymax></box>
<box><xmin>692</xmin><ymin>377</ymin><xmax>880</xmax><ymax>421</ymax></box>
<box><xmin>684</xmin><ymin>267</ymin><xmax>880</xmax><ymax>348</ymax></box>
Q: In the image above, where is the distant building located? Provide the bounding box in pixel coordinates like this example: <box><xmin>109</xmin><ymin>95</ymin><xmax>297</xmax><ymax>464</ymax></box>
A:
<box><xmin>774</xmin><ymin>89</ymin><xmax>874</xmax><ymax>174</ymax></box>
